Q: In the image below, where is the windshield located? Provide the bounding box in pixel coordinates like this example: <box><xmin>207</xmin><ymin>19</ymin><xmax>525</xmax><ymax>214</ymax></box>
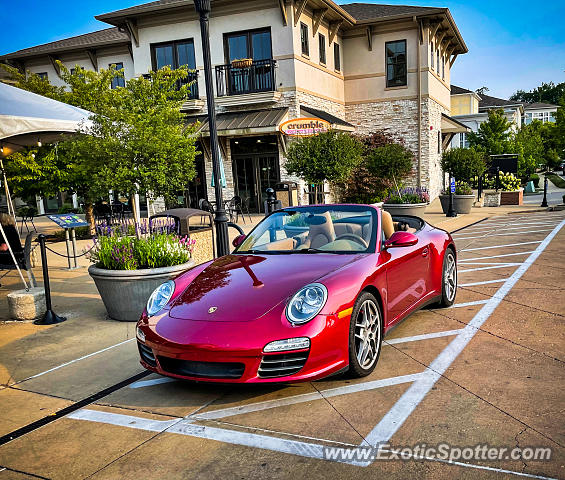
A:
<box><xmin>235</xmin><ymin>206</ymin><xmax>378</xmax><ymax>254</ymax></box>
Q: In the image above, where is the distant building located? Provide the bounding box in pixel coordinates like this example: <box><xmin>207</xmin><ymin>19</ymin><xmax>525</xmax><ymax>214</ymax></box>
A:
<box><xmin>449</xmin><ymin>85</ymin><xmax>523</xmax><ymax>149</ymax></box>
<box><xmin>523</xmin><ymin>102</ymin><xmax>558</xmax><ymax>124</ymax></box>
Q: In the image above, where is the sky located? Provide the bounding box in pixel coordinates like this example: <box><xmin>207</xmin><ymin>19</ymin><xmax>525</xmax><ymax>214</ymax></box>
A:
<box><xmin>1</xmin><ymin>0</ymin><xmax>563</xmax><ymax>99</ymax></box>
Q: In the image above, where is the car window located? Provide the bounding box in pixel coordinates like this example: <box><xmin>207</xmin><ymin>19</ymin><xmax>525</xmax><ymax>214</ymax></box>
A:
<box><xmin>236</xmin><ymin>206</ymin><xmax>377</xmax><ymax>254</ymax></box>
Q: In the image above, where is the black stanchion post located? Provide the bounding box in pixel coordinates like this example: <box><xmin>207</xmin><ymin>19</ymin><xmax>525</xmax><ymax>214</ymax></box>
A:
<box><xmin>34</xmin><ymin>234</ymin><xmax>66</xmax><ymax>325</ymax></box>
<box><xmin>446</xmin><ymin>174</ymin><xmax>457</xmax><ymax>217</ymax></box>
<box><xmin>495</xmin><ymin>167</ymin><xmax>500</xmax><ymax>192</ymax></box>
<box><xmin>266</xmin><ymin>188</ymin><xmax>276</xmax><ymax>215</ymax></box>
<box><xmin>541</xmin><ymin>174</ymin><xmax>548</xmax><ymax>207</ymax></box>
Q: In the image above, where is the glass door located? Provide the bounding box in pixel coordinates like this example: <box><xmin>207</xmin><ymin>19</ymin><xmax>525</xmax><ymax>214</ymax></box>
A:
<box><xmin>234</xmin><ymin>157</ymin><xmax>258</xmax><ymax>212</ymax></box>
<box><xmin>257</xmin><ymin>156</ymin><xmax>279</xmax><ymax>211</ymax></box>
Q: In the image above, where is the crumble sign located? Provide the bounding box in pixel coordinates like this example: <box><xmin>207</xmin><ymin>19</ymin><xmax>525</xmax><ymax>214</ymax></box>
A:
<box><xmin>279</xmin><ymin>117</ymin><xmax>330</xmax><ymax>136</ymax></box>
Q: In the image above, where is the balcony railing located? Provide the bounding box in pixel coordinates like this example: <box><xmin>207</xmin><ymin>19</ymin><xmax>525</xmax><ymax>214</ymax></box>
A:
<box><xmin>141</xmin><ymin>70</ymin><xmax>199</xmax><ymax>99</ymax></box>
<box><xmin>215</xmin><ymin>59</ymin><xmax>277</xmax><ymax>97</ymax></box>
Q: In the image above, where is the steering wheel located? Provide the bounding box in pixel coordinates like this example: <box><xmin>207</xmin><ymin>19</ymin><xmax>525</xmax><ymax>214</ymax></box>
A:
<box><xmin>334</xmin><ymin>233</ymin><xmax>369</xmax><ymax>248</ymax></box>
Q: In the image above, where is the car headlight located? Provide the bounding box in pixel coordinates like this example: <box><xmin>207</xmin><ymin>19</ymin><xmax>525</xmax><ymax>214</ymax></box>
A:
<box><xmin>286</xmin><ymin>283</ymin><xmax>328</xmax><ymax>325</ymax></box>
<box><xmin>146</xmin><ymin>280</ymin><xmax>175</xmax><ymax>316</ymax></box>
<box><xmin>264</xmin><ymin>337</ymin><xmax>310</xmax><ymax>352</ymax></box>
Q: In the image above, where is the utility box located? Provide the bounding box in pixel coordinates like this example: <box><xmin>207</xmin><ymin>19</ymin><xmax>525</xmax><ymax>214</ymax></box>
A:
<box><xmin>275</xmin><ymin>181</ymin><xmax>298</xmax><ymax>208</ymax></box>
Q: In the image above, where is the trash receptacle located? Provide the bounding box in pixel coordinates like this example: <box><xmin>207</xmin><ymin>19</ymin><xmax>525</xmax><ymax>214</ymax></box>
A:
<box><xmin>275</xmin><ymin>181</ymin><xmax>298</xmax><ymax>208</ymax></box>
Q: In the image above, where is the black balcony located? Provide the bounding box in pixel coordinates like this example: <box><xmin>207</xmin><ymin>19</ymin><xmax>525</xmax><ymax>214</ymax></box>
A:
<box><xmin>142</xmin><ymin>70</ymin><xmax>199</xmax><ymax>99</ymax></box>
<box><xmin>215</xmin><ymin>59</ymin><xmax>277</xmax><ymax>97</ymax></box>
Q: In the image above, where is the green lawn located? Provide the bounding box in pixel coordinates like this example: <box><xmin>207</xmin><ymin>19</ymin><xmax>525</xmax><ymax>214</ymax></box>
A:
<box><xmin>546</xmin><ymin>173</ymin><xmax>565</xmax><ymax>189</ymax></box>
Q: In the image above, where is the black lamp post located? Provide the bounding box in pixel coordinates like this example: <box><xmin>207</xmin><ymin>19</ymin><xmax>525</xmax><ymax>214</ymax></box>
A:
<box><xmin>446</xmin><ymin>173</ymin><xmax>457</xmax><ymax>217</ymax></box>
<box><xmin>194</xmin><ymin>0</ymin><xmax>230</xmax><ymax>257</ymax></box>
<box><xmin>541</xmin><ymin>172</ymin><xmax>548</xmax><ymax>207</ymax></box>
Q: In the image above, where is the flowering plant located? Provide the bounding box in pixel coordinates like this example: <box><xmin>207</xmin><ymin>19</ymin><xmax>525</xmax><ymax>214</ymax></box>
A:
<box><xmin>87</xmin><ymin>219</ymin><xmax>196</xmax><ymax>270</ymax></box>
<box><xmin>499</xmin><ymin>172</ymin><xmax>521</xmax><ymax>192</ymax></box>
<box><xmin>442</xmin><ymin>181</ymin><xmax>473</xmax><ymax>195</ymax></box>
<box><xmin>385</xmin><ymin>187</ymin><xmax>430</xmax><ymax>204</ymax></box>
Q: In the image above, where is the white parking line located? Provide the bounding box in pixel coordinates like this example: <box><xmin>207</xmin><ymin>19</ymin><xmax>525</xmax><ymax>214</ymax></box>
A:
<box><xmin>452</xmin><ymin>224</ymin><xmax>559</xmax><ymax>236</ymax></box>
<box><xmin>191</xmin><ymin>373</ymin><xmax>425</xmax><ymax>421</ymax></box>
<box><xmin>129</xmin><ymin>377</ymin><xmax>178</xmax><ymax>389</ymax></box>
<box><xmin>458</xmin><ymin>264</ymin><xmax>521</xmax><ymax>273</ymax></box>
<box><xmin>455</xmin><ymin>229</ymin><xmax>552</xmax><ymax>240</ymax></box>
<box><xmin>363</xmin><ymin>220</ymin><xmax>564</xmax><ymax>450</ymax></box>
<box><xmin>458</xmin><ymin>251</ymin><xmax>536</xmax><ymax>262</ymax></box>
<box><xmin>461</xmin><ymin>241</ymin><xmax>542</xmax><ymax>252</ymax></box>
<box><xmin>385</xmin><ymin>329</ymin><xmax>463</xmax><ymax>345</ymax></box>
<box><xmin>459</xmin><ymin>278</ymin><xmax>507</xmax><ymax>287</ymax></box>
<box><xmin>12</xmin><ymin>338</ymin><xmax>136</xmax><ymax>385</ymax></box>
<box><xmin>448</xmin><ymin>300</ymin><xmax>489</xmax><ymax>308</ymax></box>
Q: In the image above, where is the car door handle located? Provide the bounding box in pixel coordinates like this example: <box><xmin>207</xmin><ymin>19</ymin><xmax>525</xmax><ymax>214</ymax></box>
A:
<box><xmin>422</xmin><ymin>247</ymin><xmax>429</xmax><ymax>257</ymax></box>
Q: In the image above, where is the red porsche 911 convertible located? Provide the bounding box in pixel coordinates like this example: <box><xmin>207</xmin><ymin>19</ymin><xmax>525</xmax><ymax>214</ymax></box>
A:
<box><xmin>136</xmin><ymin>204</ymin><xmax>457</xmax><ymax>383</ymax></box>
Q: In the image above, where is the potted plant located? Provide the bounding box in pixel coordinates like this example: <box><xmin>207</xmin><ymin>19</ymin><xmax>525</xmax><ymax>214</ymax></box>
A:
<box><xmin>231</xmin><ymin>58</ymin><xmax>253</xmax><ymax>68</ymax></box>
<box><xmin>439</xmin><ymin>181</ymin><xmax>475</xmax><ymax>214</ymax></box>
<box><xmin>87</xmin><ymin>221</ymin><xmax>196</xmax><ymax>321</ymax></box>
<box><xmin>382</xmin><ymin>187</ymin><xmax>430</xmax><ymax>217</ymax></box>
<box><xmin>499</xmin><ymin>172</ymin><xmax>523</xmax><ymax>205</ymax></box>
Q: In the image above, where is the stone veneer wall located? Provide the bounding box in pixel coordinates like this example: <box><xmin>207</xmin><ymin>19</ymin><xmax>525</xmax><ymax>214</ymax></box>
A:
<box><xmin>345</xmin><ymin>97</ymin><xmax>447</xmax><ymax>200</ymax></box>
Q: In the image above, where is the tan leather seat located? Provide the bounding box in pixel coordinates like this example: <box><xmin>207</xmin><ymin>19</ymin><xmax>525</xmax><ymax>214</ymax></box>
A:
<box><xmin>259</xmin><ymin>237</ymin><xmax>296</xmax><ymax>251</ymax></box>
<box><xmin>334</xmin><ymin>222</ymin><xmax>363</xmax><ymax>237</ymax></box>
<box><xmin>381</xmin><ymin>210</ymin><xmax>395</xmax><ymax>240</ymax></box>
<box><xmin>303</xmin><ymin>211</ymin><xmax>335</xmax><ymax>249</ymax></box>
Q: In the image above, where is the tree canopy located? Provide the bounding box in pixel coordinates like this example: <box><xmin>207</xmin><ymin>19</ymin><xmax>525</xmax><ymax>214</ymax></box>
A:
<box><xmin>510</xmin><ymin>81</ymin><xmax>565</xmax><ymax>105</ymax></box>
<box><xmin>467</xmin><ymin>108</ymin><xmax>513</xmax><ymax>156</ymax></box>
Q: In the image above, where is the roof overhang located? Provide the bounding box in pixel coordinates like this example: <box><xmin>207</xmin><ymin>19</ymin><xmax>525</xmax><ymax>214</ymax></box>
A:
<box><xmin>441</xmin><ymin>113</ymin><xmax>470</xmax><ymax>134</ymax></box>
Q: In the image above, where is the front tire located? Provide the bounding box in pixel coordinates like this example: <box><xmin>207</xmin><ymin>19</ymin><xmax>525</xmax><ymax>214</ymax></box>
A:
<box><xmin>348</xmin><ymin>292</ymin><xmax>383</xmax><ymax>378</ymax></box>
<box><xmin>439</xmin><ymin>248</ymin><xmax>457</xmax><ymax>307</ymax></box>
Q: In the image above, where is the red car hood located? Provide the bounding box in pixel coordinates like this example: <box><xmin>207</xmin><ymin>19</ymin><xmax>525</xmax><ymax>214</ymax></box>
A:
<box><xmin>168</xmin><ymin>253</ymin><xmax>363</xmax><ymax>321</ymax></box>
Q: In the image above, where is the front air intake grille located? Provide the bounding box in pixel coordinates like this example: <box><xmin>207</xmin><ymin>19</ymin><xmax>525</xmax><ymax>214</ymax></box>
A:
<box><xmin>157</xmin><ymin>356</ymin><xmax>245</xmax><ymax>379</ymax></box>
<box><xmin>258</xmin><ymin>350</ymin><xmax>309</xmax><ymax>378</ymax></box>
<box><xmin>138</xmin><ymin>342</ymin><xmax>157</xmax><ymax>367</ymax></box>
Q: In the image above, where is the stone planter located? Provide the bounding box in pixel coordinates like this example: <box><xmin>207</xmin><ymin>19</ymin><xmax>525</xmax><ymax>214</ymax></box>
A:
<box><xmin>382</xmin><ymin>203</ymin><xmax>427</xmax><ymax>217</ymax></box>
<box><xmin>439</xmin><ymin>194</ymin><xmax>475</xmax><ymax>214</ymax></box>
<box><xmin>89</xmin><ymin>261</ymin><xmax>194</xmax><ymax>322</ymax></box>
<box><xmin>483</xmin><ymin>191</ymin><xmax>501</xmax><ymax>207</ymax></box>
<box><xmin>500</xmin><ymin>189</ymin><xmax>523</xmax><ymax>206</ymax></box>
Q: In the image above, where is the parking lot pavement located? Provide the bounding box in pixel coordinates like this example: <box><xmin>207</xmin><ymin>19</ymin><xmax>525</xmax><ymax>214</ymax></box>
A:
<box><xmin>0</xmin><ymin>211</ymin><xmax>564</xmax><ymax>479</ymax></box>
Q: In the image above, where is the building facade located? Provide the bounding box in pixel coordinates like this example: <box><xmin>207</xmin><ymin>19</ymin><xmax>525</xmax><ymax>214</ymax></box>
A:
<box><xmin>449</xmin><ymin>85</ymin><xmax>523</xmax><ymax>150</ymax></box>
<box><xmin>523</xmin><ymin>102</ymin><xmax>558</xmax><ymax>125</ymax></box>
<box><xmin>1</xmin><ymin>0</ymin><xmax>469</xmax><ymax>211</ymax></box>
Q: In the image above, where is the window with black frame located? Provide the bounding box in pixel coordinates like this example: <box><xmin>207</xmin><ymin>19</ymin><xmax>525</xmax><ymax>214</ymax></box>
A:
<box><xmin>386</xmin><ymin>40</ymin><xmax>407</xmax><ymax>87</ymax></box>
<box><xmin>300</xmin><ymin>23</ymin><xmax>309</xmax><ymax>56</ymax></box>
<box><xmin>334</xmin><ymin>42</ymin><xmax>341</xmax><ymax>71</ymax></box>
<box><xmin>222</xmin><ymin>28</ymin><xmax>273</xmax><ymax>96</ymax></box>
<box><xmin>319</xmin><ymin>34</ymin><xmax>326</xmax><ymax>65</ymax></box>
<box><xmin>151</xmin><ymin>39</ymin><xmax>198</xmax><ymax>98</ymax></box>
<box><xmin>110</xmin><ymin>62</ymin><xmax>125</xmax><ymax>88</ymax></box>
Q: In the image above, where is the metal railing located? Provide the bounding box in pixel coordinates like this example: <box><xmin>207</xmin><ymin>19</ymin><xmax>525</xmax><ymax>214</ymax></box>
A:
<box><xmin>215</xmin><ymin>59</ymin><xmax>277</xmax><ymax>97</ymax></box>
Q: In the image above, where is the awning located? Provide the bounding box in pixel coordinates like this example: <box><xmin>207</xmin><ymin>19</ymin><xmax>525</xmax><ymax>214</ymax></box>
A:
<box><xmin>187</xmin><ymin>108</ymin><xmax>289</xmax><ymax>137</ymax></box>
<box><xmin>441</xmin><ymin>113</ymin><xmax>470</xmax><ymax>134</ymax></box>
<box><xmin>300</xmin><ymin>105</ymin><xmax>355</xmax><ymax>131</ymax></box>
<box><xmin>0</xmin><ymin>82</ymin><xmax>93</xmax><ymax>156</ymax></box>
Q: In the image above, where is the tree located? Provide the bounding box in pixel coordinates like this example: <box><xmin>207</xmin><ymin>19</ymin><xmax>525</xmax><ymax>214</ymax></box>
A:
<box><xmin>284</xmin><ymin>130</ymin><xmax>363</xmax><ymax>199</ymax></box>
<box><xmin>510</xmin><ymin>121</ymin><xmax>544</xmax><ymax>178</ymax></box>
<box><xmin>441</xmin><ymin>147</ymin><xmax>487</xmax><ymax>181</ymax></box>
<box><xmin>1</xmin><ymin>64</ymin><xmax>198</xmax><ymax>231</ymax></box>
<box><xmin>468</xmin><ymin>108</ymin><xmax>513</xmax><ymax>156</ymax></box>
<box><xmin>476</xmin><ymin>86</ymin><xmax>489</xmax><ymax>95</ymax></box>
<box><xmin>510</xmin><ymin>81</ymin><xmax>565</xmax><ymax>105</ymax></box>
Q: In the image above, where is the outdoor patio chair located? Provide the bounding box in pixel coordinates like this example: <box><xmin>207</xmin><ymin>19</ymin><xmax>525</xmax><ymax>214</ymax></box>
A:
<box><xmin>0</xmin><ymin>230</ymin><xmax>37</xmax><ymax>287</ymax></box>
<box><xmin>18</xmin><ymin>206</ymin><xmax>37</xmax><ymax>234</ymax></box>
<box><xmin>227</xmin><ymin>196</ymin><xmax>250</xmax><ymax>224</ymax></box>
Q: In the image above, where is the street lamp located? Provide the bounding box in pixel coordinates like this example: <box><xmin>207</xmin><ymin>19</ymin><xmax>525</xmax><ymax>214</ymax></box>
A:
<box><xmin>194</xmin><ymin>0</ymin><xmax>230</xmax><ymax>257</ymax></box>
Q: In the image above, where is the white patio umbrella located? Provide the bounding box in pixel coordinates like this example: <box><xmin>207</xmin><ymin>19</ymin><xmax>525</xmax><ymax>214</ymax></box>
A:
<box><xmin>0</xmin><ymin>82</ymin><xmax>94</xmax><ymax>289</ymax></box>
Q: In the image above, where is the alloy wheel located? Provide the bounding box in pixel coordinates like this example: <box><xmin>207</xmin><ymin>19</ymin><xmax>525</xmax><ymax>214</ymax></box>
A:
<box><xmin>444</xmin><ymin>252</ymin><xmax>457</xmax><ymax>302</ymax></box>
<box><xmin>354</xmin><ymin>299</ymin><xmax>381</xmax><ymax>370</ymax></box>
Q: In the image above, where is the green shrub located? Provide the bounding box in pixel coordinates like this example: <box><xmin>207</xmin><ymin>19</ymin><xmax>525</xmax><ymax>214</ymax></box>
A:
<box><xmin>16</xmin><ymin>206</ymin><xmax>37</xmax><ymax>217</ymax></box>
<box><xmin>499</xmin><ymin>172</ymin><xmax>521</xmax><ymax>191</ymax></box>
<box><xmin>52</xmin><ymin>226</ymin><xmax>92</xmax><ymax>241</ymax></box>
<box><xmin>58</xmin><ymin>204</ymin><xmax>83</xmax><ymax>214</ymax></box>
<box><xmin>441</xmin><ymin>147</ymin><xmax>487</xmax><ymax>181</ymax></box>
<box><xmin>529</xmin><ymin>173</ymin><xmax>540</xmax><ymax>188</ymax></box>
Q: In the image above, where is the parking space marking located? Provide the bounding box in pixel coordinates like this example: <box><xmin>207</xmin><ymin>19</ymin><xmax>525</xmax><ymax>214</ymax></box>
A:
<box><xmin>452</xmin><ymin>224</ymin><xmax>559</xmax><ymax>236</ymax></box>
<box><xmin>190</xmin><ymin>373</ymin><xmax>425</xmax><ymax>421</ymax></box>
<box><xmin>363</xmin><ymin>220</ymin><xmax>564</xmax><ymax>450</ymax></box>
<box><xmin>11</xmin><ymin>338</ymin><xmax>136</xmax><ymax>386</ymax></box>
<box><xmin>459</xmin><ymin>251</ymin><xmax>536</xmax><ymax>262</ymax></box>
<box><xmin>455</xmin><ymin>229</ymin><xmax>552</xmax><ymax>240</ymax></box>
<box><xmin>459</xmin><ymin>278</ymin><xmax>507</xmax><ymax>287</ymax></box>
<box><xmin>461</xmin><ymin>241</ymin><xmax>542</xmax><ymax>252</ymax></box>
<box><xmin>129</xmin><ymin>377</ymin><xmax>178</xmax><ymax>389</ymax></box>
<box><xmin>385</xmin><ymin>330</ymin><xmax>463</xmax><ymax>345</ymax></box>
<box><xmin>449</xmin><ymin>299</ymin><xmax>490</xmax><ymax>308</ymax></box>
<box><xmin>458</xmin><ymin>264</ymin><xmax>522</xmax><ymax>273</ymax></box>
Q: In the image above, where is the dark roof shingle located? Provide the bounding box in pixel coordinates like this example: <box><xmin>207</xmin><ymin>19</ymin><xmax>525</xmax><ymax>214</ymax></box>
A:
<box><xmin>1</xmin><ymin>28</ymin><xmax>129</xmax><ymax>60</ymax></box>
<box><xmin>450</xmin><ymin>85</ymin><xmax>474</xmax><ymax>95</ymax></box>
<box><xmin>478</xmin><ymin>94</ymin><xmax>523</xmax><ymax>109</ymax></box>
<box><xmin>340</xmin><ymin>3</ymin><xmax>443</xmax><ymax>21</ymax></box>
<box><xmin>523</xmin><ymin>102</ymin><xmax>558</xmax><ymax>110</ymax></box>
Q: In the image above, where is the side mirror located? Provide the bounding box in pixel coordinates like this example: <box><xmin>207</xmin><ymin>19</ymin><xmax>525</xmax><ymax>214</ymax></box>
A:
<box><xmin>232</xmin><ymin>234</ymin><xmax>246</xmax><ymax>248</ymax></box>
<box><xmin>384</xmin><ymin>231</ymin><xmax>418</xmax><ymax>249</ymax></box>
